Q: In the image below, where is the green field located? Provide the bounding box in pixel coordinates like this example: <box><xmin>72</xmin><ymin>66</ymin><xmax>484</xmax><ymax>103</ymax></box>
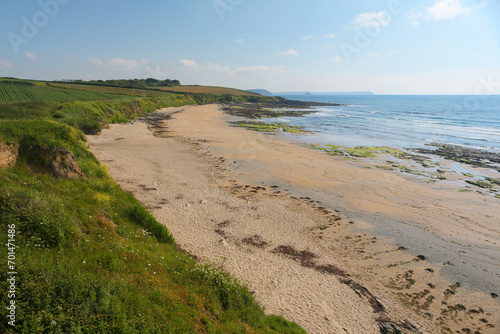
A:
<box><xmin>0</xmin><ymin>82</ymin><xmax>124</xmax><ymax>103</ymax></box>
<box><xmin>50</xmin><ymin>82</ymin><xmax>170</xmax><ymax>98</ymax></box>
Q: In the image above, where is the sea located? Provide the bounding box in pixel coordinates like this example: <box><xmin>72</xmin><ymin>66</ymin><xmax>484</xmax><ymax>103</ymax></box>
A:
<box><xmin>270</xmin><ymin>95</ymin><xmax>500</xmax><ymax>153</ymax></box>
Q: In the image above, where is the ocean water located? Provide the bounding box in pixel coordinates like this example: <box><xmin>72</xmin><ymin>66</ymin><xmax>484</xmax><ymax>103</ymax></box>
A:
<box><xmin>272</xmin><ymin>95</ymin><xmax>500</xmax><ymax>153</ymax></box>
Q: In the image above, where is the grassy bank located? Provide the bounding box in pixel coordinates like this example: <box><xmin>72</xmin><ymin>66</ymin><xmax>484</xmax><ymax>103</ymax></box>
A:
<box><xmin>0</xmin><ymin>121</ymin><xmax>305</xmax><ymax>333</ymax></box>
<box><xmin>0</xmin><ymin>79</ymin><xmax>283</xmax><ymax>135</ymax></box>
<box><xmin>0</xmin><ymin>79</ymin><xmax>305</xmax><ymax>333</ymax></box>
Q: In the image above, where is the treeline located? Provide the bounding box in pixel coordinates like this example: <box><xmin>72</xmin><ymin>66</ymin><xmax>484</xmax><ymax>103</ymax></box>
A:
<box><xmin>55</xmin><ymin>78</ymin><xmax>181</xmax><ymax>89</ymax></box>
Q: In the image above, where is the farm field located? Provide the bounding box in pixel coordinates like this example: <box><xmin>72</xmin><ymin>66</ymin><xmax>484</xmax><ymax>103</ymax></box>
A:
<box><xmin>50</xmin><ymin>82</ymin><xmax>174</xmax><ymax>97</ymax></box>
<box><xmin>0</xmin><ymin>81</ymin><xmax>124</xmax><ymax>104</ymax></box>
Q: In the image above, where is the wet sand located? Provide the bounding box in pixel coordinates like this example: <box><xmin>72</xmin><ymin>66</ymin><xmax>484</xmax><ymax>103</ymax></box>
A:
<box><xmin>88</xmin><ymin>105</ymin><xmax>499</xmax><ymax>334</ymax></box>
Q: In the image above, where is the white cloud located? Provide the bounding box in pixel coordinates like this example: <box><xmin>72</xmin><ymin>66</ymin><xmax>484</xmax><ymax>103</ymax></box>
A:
<box><xmin>236</xmin><ymin>38</ymin><xmax>244</xmax><ymax>43</ymax></box>
<box><xmin>323</xmin><ymin>33</ymin><xmax>336</xmax><ymax>39</ymax></box>
<box><xmin>283</xmin><ymin>48</ymin><xmax>298</xmax><ymax>56</ymax></box>
<box><xmin>367</xmin><ymin>51</ymin><xmax>381</xmax><ymax>57</ymax></box>
<box><xmin>354</xmin><ymin>11</ymin><xmax>391</xmax><ymax>28</ymax></box>
<box><xmin>177</xmin><ymin>61</ymin><xmax>284</xmax><ymax>78</ymax></box>
<box><xmin>144</xmin><ymin>64</ymin><xmax>170</xmax><ymax>79</ymax></box>
<box><xmin>178</xmin><ymin>59</ymin><xmax>199</xmax><ymax>70</ymax></box>
<box><xmin>301</xmin><ymin>35</ymin><xmax>313</xmax><ymax>40</ymax></box>
<box><xmin>389</xmin><ymin>49</ymin><xmax>404</xmax><ymax>55</ymax></box>
<box><xmin>234</xmin><ymin>65</ymin><xmax>284</xmax><ymax>75</ymax></box>
<box><xmin>0</xmin><ymin>60</ymin><xmax>13</xmax><ymax>69</ymax></box>
<box><xmin>425</xmin><ymin>0</ymin><xmax>472</xmax><ymax>20</ymax></box>
<box><xmin>89</xmin><ymin>57</ymin><xmax>141</xmax><ymax>71</ymax></box>
<box><xmin>331</xmin><ymin>56</ymin><xmax>344</xmax><ymax>62</ymax></box>
<box><xmin>206</xmin><ymin>63</ymin><xmax>232</xmax><ymax>74</ymax></box>
<box><xmin>410</xmin><ymin>0</ymin><xmax>473</xmax><ymax>24</ymax></box>
<box><xmin>25</xmin><ymin>52</ymin><xmax>36</xmax><ymax>61</ymax></box>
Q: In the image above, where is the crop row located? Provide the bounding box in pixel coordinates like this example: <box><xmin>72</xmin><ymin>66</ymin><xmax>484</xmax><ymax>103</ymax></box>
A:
<box><xmin>0</xmin><ymin>83</ymin><xmax>123</xmax><ymax>104</ymax></box>
<box><xmin>51</xmin><ymin>83</ymin><xmax>169</xmax><ymax>97</ymax></box>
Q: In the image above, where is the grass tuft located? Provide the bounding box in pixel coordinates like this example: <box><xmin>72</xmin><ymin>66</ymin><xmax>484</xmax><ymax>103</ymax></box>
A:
<box><xmin>127</xmin><ymin>204</ymin><xmax>174</xmax><ymax>245</ymax></box>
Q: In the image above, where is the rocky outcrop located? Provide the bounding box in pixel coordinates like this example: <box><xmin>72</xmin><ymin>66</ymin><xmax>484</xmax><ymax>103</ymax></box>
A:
<box><xmin>0</xmin><ymin>139</ymin><xmax>19</xmax><ymax>169</ymax></box>
<box><xmin>24</xmin><ymin>147</ymin><xmax>86</xmax><ymax>179</ymax></box>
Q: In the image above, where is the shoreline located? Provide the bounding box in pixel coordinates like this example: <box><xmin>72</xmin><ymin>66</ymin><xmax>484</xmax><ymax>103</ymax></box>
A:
<box><xmin>88</xmin><ymin>105</ymin><xmax>499</xmax><ymax>334</ymax></box>
<box><xmin>215</xmin><ymin>108</ymin><xmax>500</xmax><ymax>293</ymax></box>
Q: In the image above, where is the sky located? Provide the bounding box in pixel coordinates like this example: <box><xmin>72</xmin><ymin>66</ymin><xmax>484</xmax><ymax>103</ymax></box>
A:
<box><xmin>0</xmin><ymin>0</ymin><xmax>499</xmax><ymax>94</ymax></box>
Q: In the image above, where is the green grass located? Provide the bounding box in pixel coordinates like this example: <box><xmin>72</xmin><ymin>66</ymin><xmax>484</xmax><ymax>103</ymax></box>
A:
<box><xmin>0</xmin><ymin>79</ymin><xmax>281</xmax><ymax>136</ymax></box>
<box><xmin>0</xmin><ymin>101</ymin><xmax>58</xmax><ymax>120</ymax></box>
<box><xmin>50</xmin><ymin>82</ymin><xmax>174</xmax><ymax>98</ymax></box>
<box><xmin>52</xmin><ymin>96</ymin><xmax>196</xmax><ymax>134</ymax></box>
<box><xmin>0</xmin><ymin>121</ymin><xmax>306</xmax><ymax>333</ymax></box>
<box><xmin>0</xmin><ymin>95</ymin><xmax>197</xmax><ymax>135</ymax></box>
<box><xmin>0</xmin><ymin>82</ymin><xmax>124</xmax><ymax>104</ymax></box>
<box><xmin>0</xmin><ymin>79</ymin><xmax>306</xmax><ymax>333</ymax></box>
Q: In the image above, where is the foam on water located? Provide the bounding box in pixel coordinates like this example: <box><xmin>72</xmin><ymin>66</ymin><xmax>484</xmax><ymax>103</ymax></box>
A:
<box><xmin>270</xmin><ymin>95</ymin><xmax>500</xmax><ymax>153</ymax></box>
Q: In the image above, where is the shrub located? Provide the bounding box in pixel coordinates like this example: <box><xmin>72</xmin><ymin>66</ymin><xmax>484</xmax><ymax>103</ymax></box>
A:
<box><xmin>0</xmin><ymin>190</ymin><xmax>70</xmax><ymax>248</ymax></box>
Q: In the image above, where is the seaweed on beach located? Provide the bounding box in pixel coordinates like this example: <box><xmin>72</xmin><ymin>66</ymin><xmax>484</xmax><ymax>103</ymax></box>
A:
<box><xmin>221</xmin><ymin>100</ymin><xmax>343</xmax><ymax>119</ymax></box>
<box><xmin>412</xmin><ymin>143</ymin><xmax>500</xmax><ymax>172</ymax></box>
<box><xmin>242</xmin><ymin>234</ymin><xmax>269</xmax><ymax>248</ymax></box>
<box><xmin>465</xmin><ymin>179</ymin><xmax>495</xmax><ymax>189</ymax></box>
<box><xmin>308</xmin><ymin>144</ymin><xmax>417</xmax><ymax>160</ymax></box>
<box><xmin>271</xmin><ymin>245</ymin><xmax>350</xmax><ymax>276</ymax></box>
<box><xmin>234</xmin><ymin>121</ymin><xmax>307</xmax><ymax>133</ymax></box>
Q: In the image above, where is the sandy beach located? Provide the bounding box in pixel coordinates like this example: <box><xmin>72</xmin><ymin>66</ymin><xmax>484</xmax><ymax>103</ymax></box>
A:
<box><xmin>88</xmin><ymin>105</ymin><xmax>499</xmax><ymax>334</ymax></box>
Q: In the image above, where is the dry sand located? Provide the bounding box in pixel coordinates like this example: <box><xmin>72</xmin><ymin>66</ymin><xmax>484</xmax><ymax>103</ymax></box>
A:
<box><xmin>88</xmin><ymin>105</ymin><xmax>499</xmax><ymax>334</ymax></box>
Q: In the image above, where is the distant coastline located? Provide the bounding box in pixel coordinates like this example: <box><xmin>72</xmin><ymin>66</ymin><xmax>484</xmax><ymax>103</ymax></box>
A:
<box><xmin>274</xmin><ymin>91</ymin><xmax>375</xmax><ymax>96</ymax></box>
<box><xmin>246</xmin><ymin>89</ymin><xmax>375</xmax><ymax>96</ymax></box>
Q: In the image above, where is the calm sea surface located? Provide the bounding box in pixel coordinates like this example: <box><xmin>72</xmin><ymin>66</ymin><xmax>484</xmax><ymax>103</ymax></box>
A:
<box><xmin>271</xmin><ymin>95</ymin><xmax>500</xmax><ymax>153</ymax></box>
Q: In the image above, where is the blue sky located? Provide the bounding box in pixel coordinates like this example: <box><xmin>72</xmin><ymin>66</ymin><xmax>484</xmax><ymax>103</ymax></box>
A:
<box><xmin>0</xmin><ymin>0</ymin><xmax>499</xmax><ymax>94</ymax></box>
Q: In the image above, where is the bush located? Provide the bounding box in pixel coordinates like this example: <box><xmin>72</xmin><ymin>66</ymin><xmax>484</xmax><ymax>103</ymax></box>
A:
<box><xmin>60</xmin><ymin>117</ymin><xmax>102</xmax><ymax>135</ymax></box>
<box><xmin>0</xmin><ymin>101</ymin><xmax>56</xmax><ymax>120</ymax></box>
<box><xmin>0</xmin><ymin>190</ymin><xmax>70</xmax><ymax>248</ymax></box>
